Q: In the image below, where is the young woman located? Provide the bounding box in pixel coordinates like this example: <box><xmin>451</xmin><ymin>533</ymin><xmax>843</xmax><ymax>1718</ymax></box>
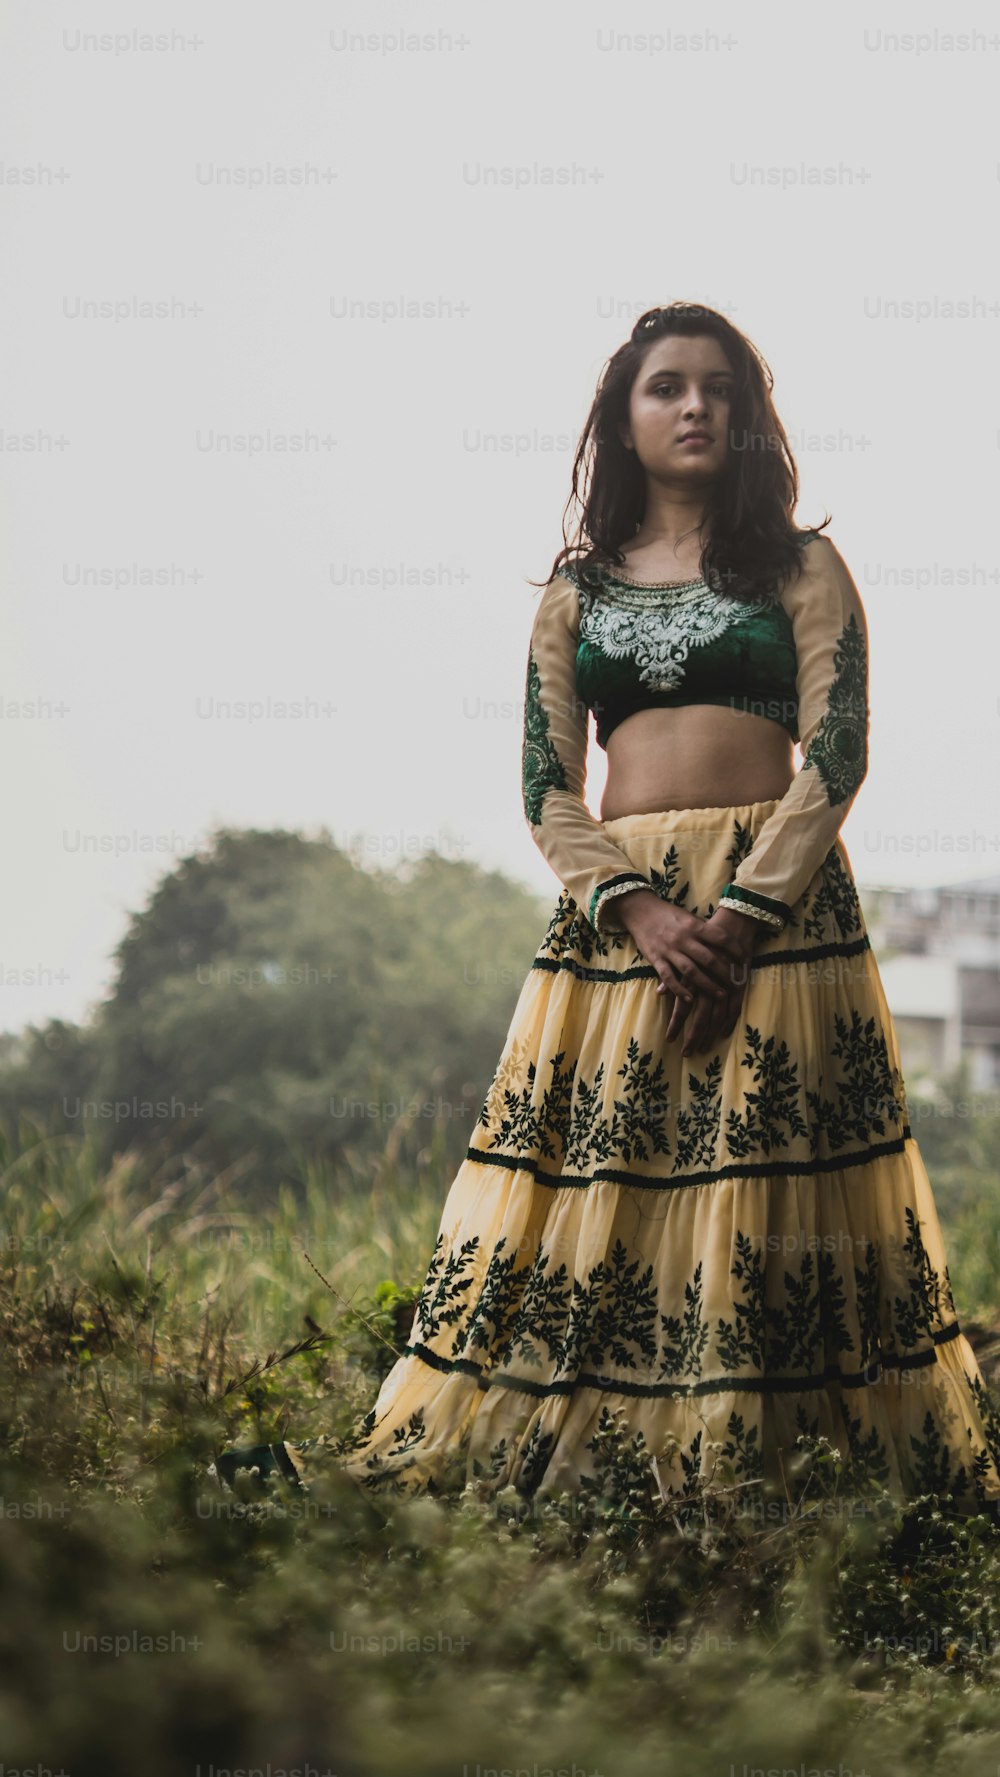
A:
<box><xmin>219</xmin><ymin>302</ymin><xmax>1000</xmax><ymax>1518</ymax></box>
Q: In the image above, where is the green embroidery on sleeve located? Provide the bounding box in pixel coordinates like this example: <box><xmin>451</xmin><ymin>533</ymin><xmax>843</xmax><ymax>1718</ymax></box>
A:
<box><xmin>802</xmin><ymin>614</ymin><xmax>868</xmax><ymax>806</ymax></box>
<box><xmin>522</xmin><ymin>647</ymin><xmax>568</xmax><ymax>824</ymax></box>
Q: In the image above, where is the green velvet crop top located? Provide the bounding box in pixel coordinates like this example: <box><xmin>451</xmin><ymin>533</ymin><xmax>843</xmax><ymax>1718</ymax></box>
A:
<box><xmin>521</xmin><ymin>530</ymin><xmax>870</xmax><ymax>936</ymax></box>
<box><xmin>561</xmin><ymin>556</ymin><xmax>802</xmax><ymax>750</ymax></box>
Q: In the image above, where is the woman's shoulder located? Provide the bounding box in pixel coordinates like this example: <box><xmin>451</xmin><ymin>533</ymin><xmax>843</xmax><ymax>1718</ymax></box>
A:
<box><xmin>794</xmin><ymin>527</ymin><xmax>836</xmax><ymax>558</ymax></box>
<box><xmin>784</xmin><ymin>530</ymin><xmax>865</xmax><ymax>627</ymax></box>
<box><xmin>534</xmin><ymin>559</ymin><xmax>591</xmax><ymax>622</ymax></box>
<box><xmin>549</xmin><ymin>557</ymin><xmax>586</xmax><ymax>591</ymax></box>
<box><xmin>528</xmin><ymin>563</ymin><xmax>584</xmax><ymax>640</ymax></box>
<box><xmin>793</xmin><ymin>529</ymin><xmax>853</xmax><ymax>580</ymax></box>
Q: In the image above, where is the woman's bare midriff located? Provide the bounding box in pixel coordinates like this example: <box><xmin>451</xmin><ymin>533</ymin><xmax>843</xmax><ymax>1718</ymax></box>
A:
<box><xmin>599</xmin><ymin>705</ymin><xmax>795</xmax><ymax>822</ymax></box>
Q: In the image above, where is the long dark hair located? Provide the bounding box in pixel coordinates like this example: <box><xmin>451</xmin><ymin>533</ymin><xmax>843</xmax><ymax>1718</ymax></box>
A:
<box><xmin>533</xmin><ymin>302</ymin><xmax>830</xmax><ymax>603</ymax></box>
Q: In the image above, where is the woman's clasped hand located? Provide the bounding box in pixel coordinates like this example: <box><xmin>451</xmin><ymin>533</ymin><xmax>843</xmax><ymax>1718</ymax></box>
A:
<box><xmin>621</xmin><ymin>897</ymin><xmax>760</xmax><ymax>1058</ymax></box>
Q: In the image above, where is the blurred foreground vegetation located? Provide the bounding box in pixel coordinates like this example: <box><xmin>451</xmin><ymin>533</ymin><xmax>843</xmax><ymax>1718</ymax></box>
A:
<box><xmin>4</xmin><ymin>1106</ymin><xmax>1000</xmax><ymax>1776</ymax></box>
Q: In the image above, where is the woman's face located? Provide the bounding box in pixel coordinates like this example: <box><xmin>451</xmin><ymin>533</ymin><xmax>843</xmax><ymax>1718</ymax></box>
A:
<box><xmin>619</xmin><ymin>333</ymin><xmax>734</xmax><ymax>486</ymax></box>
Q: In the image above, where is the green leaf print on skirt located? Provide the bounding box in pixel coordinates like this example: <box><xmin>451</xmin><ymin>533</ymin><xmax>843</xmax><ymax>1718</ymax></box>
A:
<box><xmin>326</xmin><ymin>801</ymin><xmax>1000</xmax><ymax>1520</ymax></box>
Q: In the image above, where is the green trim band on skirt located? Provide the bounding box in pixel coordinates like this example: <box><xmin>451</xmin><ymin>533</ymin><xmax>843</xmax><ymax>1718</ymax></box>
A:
<box><xmin>327</xmin><ymin>801</ymin><xmax>1000</xmax><ymax>1517</ymax></box>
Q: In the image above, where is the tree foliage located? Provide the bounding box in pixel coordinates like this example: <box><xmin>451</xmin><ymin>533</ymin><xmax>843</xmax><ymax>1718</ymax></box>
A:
<box><xmin>0</xmin><ymin>826</ymin><xmax>550</xmax><ymax>1195</ymax></box>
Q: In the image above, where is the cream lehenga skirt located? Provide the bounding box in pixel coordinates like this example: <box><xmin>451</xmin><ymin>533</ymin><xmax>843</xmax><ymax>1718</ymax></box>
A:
<box><xmin>327</xmin><ymin>799</ymin><xmax>1000</xmax><ymax>1516</ymax></box>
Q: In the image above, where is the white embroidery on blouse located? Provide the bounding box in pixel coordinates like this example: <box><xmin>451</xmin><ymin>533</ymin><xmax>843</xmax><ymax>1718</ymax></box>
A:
<box><xmin>577</xmin><ymin>581</ymin><xmax>759</xmax><ymax>693</ymax></box>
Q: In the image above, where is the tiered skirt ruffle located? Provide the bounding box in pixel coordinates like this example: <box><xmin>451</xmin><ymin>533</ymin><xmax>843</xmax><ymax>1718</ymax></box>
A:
<box><xmin>333</xmin><ymin>801</ymin><xmax>1000</xmax><ymax>1517</ymax></box>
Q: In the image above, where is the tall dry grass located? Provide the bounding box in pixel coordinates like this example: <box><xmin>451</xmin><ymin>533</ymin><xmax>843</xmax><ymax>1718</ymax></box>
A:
<box><xmin>4</xmin><ymin>1116</ymin><xmax>1000</xmax><ymax>1776</ymax></box>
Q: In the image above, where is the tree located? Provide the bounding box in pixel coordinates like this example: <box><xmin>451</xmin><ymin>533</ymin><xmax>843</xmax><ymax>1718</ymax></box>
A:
<box><xmin>0</xmin><ymin>825</ymin><xmax>551</xmax><ymax>1197</ymax></box>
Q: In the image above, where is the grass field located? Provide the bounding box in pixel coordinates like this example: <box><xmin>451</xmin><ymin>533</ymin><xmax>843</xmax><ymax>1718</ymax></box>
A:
<box><xmin>6</xmin><ymin>1117</ymin><xmax>1000</xmax><ymax>1777</ymax></box>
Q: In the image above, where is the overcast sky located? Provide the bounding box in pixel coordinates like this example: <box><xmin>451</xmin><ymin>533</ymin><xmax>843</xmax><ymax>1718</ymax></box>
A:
<box><xmin>3</xmin><ymin>2</ymin><xmax>999</xmax><ymax>1037</ymax></box>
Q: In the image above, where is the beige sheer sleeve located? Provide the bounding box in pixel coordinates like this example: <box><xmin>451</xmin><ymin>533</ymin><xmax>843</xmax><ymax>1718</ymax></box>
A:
<box><xmin>719</xmin><ymin>535</ymin><xmax>870</xmax><ymax>929</ymax></box>
<box><xmin>521</xmin><ymin>573</ymin><xmax>652</xmax><ymax>933</ymax></box>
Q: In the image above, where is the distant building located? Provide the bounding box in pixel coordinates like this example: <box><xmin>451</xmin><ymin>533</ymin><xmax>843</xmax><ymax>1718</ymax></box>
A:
<box><xmin>860</xmin><ymin>874</ymin><xmax>1000</xmax><ymax>1093</ymax></box>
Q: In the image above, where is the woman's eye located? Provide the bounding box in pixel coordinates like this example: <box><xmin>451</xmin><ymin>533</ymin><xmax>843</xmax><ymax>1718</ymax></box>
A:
<box><xmin>651</xmin><ymin>383</ymin><xmax>731</xmax><ymax>398</ymax></box>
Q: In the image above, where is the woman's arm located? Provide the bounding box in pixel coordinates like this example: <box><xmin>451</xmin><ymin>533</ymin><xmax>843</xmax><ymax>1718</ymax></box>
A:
<box><xmin>522</xmin><ymin>573</ymin><xmax>653</xmax><ymax>933</ymax></box>
<box><xmin>718</xmin><ymin>534</ymin><xmax>870</xmax><ymax>929</ymax></box>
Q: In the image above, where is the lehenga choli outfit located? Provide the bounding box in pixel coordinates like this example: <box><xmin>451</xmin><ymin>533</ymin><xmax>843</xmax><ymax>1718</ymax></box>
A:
<box><xmin>284</xmin><ymin>532</ymin><xmax>1000</xmax><ymax>1515</ymax></box>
